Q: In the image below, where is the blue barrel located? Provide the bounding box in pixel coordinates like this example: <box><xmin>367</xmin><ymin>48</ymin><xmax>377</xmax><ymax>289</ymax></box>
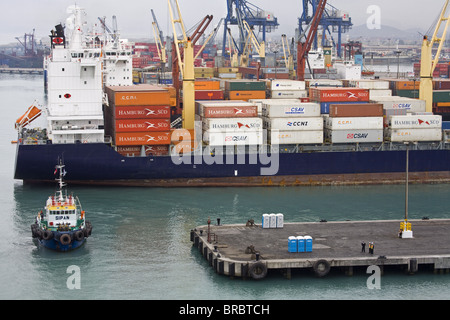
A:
<box><xmin>305</xmin><ymin>236</ymin><xmax>313</xmax><ymax>252</ymax></box>
<box><xmin>297</xmin><ymin>236</ymin><xmax>305</xmax><ymax>252</ymax></box>
<box><xmin>288</xmin><ymin>236</ymin><xmax>298</xmax><ymax>253</ymax></box>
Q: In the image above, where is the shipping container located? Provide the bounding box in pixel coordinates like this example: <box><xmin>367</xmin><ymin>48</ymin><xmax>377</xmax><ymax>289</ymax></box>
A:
<box><xmin>227</xmin><ymin>90</ymin><xmax>266</xmax><ymax>100</ymax></box>
<box><xmin>270</xmin><ymin>80</ymin><xmax>306</xmax><ymax>91</ymax></box>
<box><xmin>264</xmin><ymin>117</ymin><xmax>323</xmax><ymax>131</ymax></box>
<box><xmin>325</xmin><ymin>129</ymin><xmax>383</xmax><ymax>143</ymax></box>
<box><xmin>201</xmin><ymin>105</ymin><xmax>258</xmax><ymax>118</ymax></box>
<box><xmin>263</xmin><ymin>102</ymin><xmax>321</xmax><ymax>118</ymax></box>
<box><xmin>319</xmin><ymin>101</ymin><xmax>366</xmax><ymax>114</ymax></box>
<box><xmin>269</xmin><ymin>130</ymin><xmax>323</xmax><ymax>145</ymax></box>
<box><xmin>307</xmin><ymin>79</ymin><xmax>343</xmax><ymax>88</ymax></box>
<box><xmin>114</xmin><ymin>105</ymin><xmax>171</xmax><ymax>119</ymax></box>
<box><xmin>369</xmin><ymin>89</ymin><xmax>392</xmax><ymax>99</ymax></box>
<box><xmin>195</xmin><ymin>80</ymin><xmax>221</xmax><ymax>90</ymax></box>
<box><xmin>224</xmin><ymin>80</ymin><xmax>266</xmax><ymax>91</ymax></box>
<box><xmin>388</xmin><ymin>115</ymin><xmax>442</xmax><ymax>129</ymax></box>
<box><xmin>106</xmin><ymin>85</ymin><xmax>170</xmax><ymax>106</ymax></box>
<box><xmin>433</xmin><ymin>90</ymin><xmax>450</xmax><ymax>103</ymax></box>
<box><xmin>389</xmin><ymin>79</ymin><xmax>421</xmax><ymax>91</ymax></box>
<box><xmin>203</xmin><ymin>117</ymin><xmax>263</xmax><ymax>132</ymax></box>
<box><xmin>117</xmin><ymin>145</ymin><xmax>170</xmax><ymax>156</ymax></box>
<box><xmin>195</xmin><ymin>90</ymin><xmax>224</xmax><ymax>100</ymax></box>
<box><xmin>325</xmin><ymin>117</ymin><xmax>383</xmax><ymax>130</ymax></box>
<box><xmin>115</xmin><ymin>131</ymin><xmax>171</xmax><ymax>146</ymax></box>
<box><xmin>203</xmin><ymin>130</ymin><xmax>263</xmax><ymax>146</ymax></box>
<box><xmin>248</xmin><ymin>99</ymin><xmax>300</xmax><ymax>115</ymax></box>
<box><xmin>170</xmin><ymin>140</ymin><xmax>200</xmax><ymax>154</ymax></box>
<box><xmin>310</xmin><ymin>87</ymin><xmax>370</xmax><ymax>102</ymax></box>
<box><xmin>371</xmin><ymin>97</ymin><xmax>426</xmax><ymax>113</ymax></box>
<box><xmin>329</xmin><ymin>103</ymin><xmax>383</xmax><ymax>117</ymax></box>
<box><xmin>349</xmin><ymin>80</ymin><xmax>390</xmax><ymax>90</ymax></box>
<box><xmin>170</xmin><ymin>129</ymin><xmax>196</xmax><ymax>142</ymax></box>
<box><xmin>115</xmin><ymin>119</ymin><xmax>170</xmax><ymax>132</ymax></box>
<box><xmin>271</xmin><ymin>90</ymin><xmax>308</xmax><ymax>99</ymax></box>
<box><xmin>385</xmin><ymin>128</ymin><xmax>442</xmax><ymax>142</ymax></box>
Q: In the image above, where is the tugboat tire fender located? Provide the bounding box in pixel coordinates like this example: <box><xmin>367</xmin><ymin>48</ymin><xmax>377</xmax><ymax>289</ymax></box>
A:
<box><xmin>313</xmin><ymin>259</ymin><xmax>331</xmax><ymax>277</ymax></box>
<box><xmin>74</xmin><ymin>230</ymin><xmax>84</xmax><ymax>241</ymax></box>
<box><xmin>42</xmin><ymin>230</ymin><xmax>53</xmax><ymax>240</ymax></box>
<box><xmin>248</xmin><ymin>261</ymin><xmax>268</xmax><ymax>280</ymax></box>
<box><xmin>60</xmin><ymin>233</ymin><xmax>72</xmax><ymax>245</ymax></box>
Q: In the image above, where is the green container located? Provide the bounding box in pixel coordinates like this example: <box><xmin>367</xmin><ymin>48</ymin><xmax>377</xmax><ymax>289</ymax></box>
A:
<box><xmin>224</xmin><ymin>80</ymin><xmax>266</xmax><ymax>91</ymax></box>
<box><xmin>395</xmin><ymin>89</ymin><xmax>419</xmax><ymax>98</ymax></box>
<box><xmin>433</xmin><ymin>90</ymin><xmax>450</xmax><ymax>103</ymax></box>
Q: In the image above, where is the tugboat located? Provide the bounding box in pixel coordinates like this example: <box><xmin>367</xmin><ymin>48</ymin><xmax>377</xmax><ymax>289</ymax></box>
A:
<box><xmin>31</xmin><ymin>161</ymin><xmax>92</xmax><ymax>251</ymax></box>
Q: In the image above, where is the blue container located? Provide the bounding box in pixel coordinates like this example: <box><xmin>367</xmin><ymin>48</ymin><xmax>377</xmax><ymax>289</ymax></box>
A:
<box><xmin>297</xmin><ymin>236</ymin><xmax>305</xmax><ymax>252</ymax></box>
<box><xmin>305</xmin><ymin>236</ymin><xmax>313</xmax><ymax>252</ymax></box>
<box><xmin>288</xmin><ymin>236</ymin><xmax>298</xmax><ymax>253</ymax></box>
<box><xmin>443</xmin><ymin>121</ymin><xmax>450</xmax><ymax>130</ymax></box>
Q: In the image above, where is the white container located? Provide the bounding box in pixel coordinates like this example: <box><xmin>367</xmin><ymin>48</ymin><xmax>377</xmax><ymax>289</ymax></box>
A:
<box><xmin>203</xmin><ymin>117</ymin><xmax>263</xmax><ymax>132</ymax></box>
<box><xmin>276</xmin><ymin>213</ymin><xmax>284</xmax><ymax>228</ymax></box>
<box><xmin>369</xmin><ymin>89</ymin><xmax>392</xmax><ymax>99</ymax></box>
<box><xmin>371</xmin><ymin>97</ymin><xmax>426</xmax><ymax>113</ymax></box>
<box><xmin>262</xmin><ymin>214</ymin><xmax>270</xmax><ymax>229</ymax></box>
<box><xmin>248</xmin><ymin>99</ymin><xmax>299</xmax><ymax>115</ymax></box>
<box><xmin>203</xmin><ymin>130</ymin><xmax>263</xmax><ymax>146</ymax></box>
<box><xmin>263</xmin><ymin>102</ymin><xmax>321</xmax><ymax>118</ymax></box>
<box><xmin>308</xmin><ymin>79</ymin><xmax>343</xmax><ymax>87</ymax></box>
<box><xmin>271</xmin><ymin>90</ymin><xmax>308</xmax><ymax>99</ymax></box>
<box><xmin>325</xmin><ymin>117</ymin><xmax>384</xmax><ymax>130</ymax></box>
<box><xmin>349</xmin><ymin>80</ymin><xmax>390</xmax><ymax>90</ymax></box>
<box><xmin>270</xmin><ymin>130</ymin><xmax>324</xmax><ymax>145</ymax></box>
<box><xmin>388</xmin><ymin>115</ymin><xmax>442</xmax><ymax>129</ymax></box>
<box><xmin>385</xmin><ymin>128</ymin><xmax>442</xmax><ymax>142</ymax></box>
<box><xmin>271</xmin><ymin>80</ymin><xmax>306</xmax><ymax>91</ymax></box>
<box><xmin>326</xmin><ymin>129</ymin><xmax>383</xmax><ymax>143</ymax></box>
<box><xmin>269</xmin><ymin>213</ymin><xmax>277</xmax><ymax>228</ymax></box>
<box><xmin>265</xmin><ymin>117</ymin><xmax>323</xmax><ymax>131</ymax></box>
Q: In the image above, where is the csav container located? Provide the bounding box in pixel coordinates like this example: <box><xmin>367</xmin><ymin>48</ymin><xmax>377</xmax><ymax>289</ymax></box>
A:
<box><xmin>263</xmin><ymin>102</ymin><xmax>321</xmax><ymax>118</ymax></box>
<box><xmin>304</xmin><ymin>236</ymin><xmax>313</xmax><ymax>252</ymax></box>
<box><xmin>326</xmin><ymin>129</ymin><xmax>383</xmax><ymax>143</ymax></box>
<box><xmin>203</xmin><ymin>130</ymin><xmax>263</xmax><ymax>146</ymax></box>
<box><xmin>371</xmin><ymin>97</ymin><xmax>426</xmax><ymax>113</ymax></box>
<box><xmin>297</xmin><ymin>236</ymin><xmax>305</xmax><ymax>252</ymax></box>
<box><xmin>288</xmin><ymin>236</ymin><xmax>298</xmax><ymax>253</ymax></box>
<box><xmin>265</xmin><ymin>117</ymin><xmax>323</xmax><ymax>131</ymax></box>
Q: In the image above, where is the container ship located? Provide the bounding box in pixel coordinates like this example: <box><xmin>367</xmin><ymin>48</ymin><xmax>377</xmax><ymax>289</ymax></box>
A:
<box><xmin>13</xmin><ymin>6</ymin><xmax>450</xmax><ymax>187</ymax></box>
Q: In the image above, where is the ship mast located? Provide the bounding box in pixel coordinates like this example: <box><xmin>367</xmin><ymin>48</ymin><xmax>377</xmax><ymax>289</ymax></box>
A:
<box><xmin>55</xmin><ymin>160</ymin><xmax>67</xmax><ymax>202</ymax></box>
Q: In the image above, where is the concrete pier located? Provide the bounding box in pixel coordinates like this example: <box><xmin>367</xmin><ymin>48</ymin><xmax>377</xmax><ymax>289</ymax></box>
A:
<box><xmin>190</xmin><ymin>219</ymin><xmax>450</xmax><ymax>279</ymax></box>
<box><xmin>0</xmin><ymin>68</ymin><xmax>43</xmax><ymax>75</ymax></box>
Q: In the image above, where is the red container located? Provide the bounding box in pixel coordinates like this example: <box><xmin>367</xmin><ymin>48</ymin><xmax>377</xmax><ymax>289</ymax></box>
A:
<box><xmin>114</xmin><ymin>105</ymin><xmax>171</xmax><ymax>119</ymax></box>
<box><xmin>310</xmin><ymin>88</ymin><xmax>370</xmax><ymax>102</ymax></box>
<box><xmin>202</xmin><ymin>106</ymin><xmax>258</xmax><ymax>118</ymax></box>
<box><xmin>115</xmin><ymin>132</ymin><xmax>171</xmax><ymax>146</ymax></box>
<box><xmin>117</xmin><ymin>145</ymin><xmax>169</xmax><ymax>156</ymax></box>
<box><xmin>115</xmin><ymin>119</ymin><xmax>170</xmax><ymax>132</ymax></box>
<box><xmin>329</xmin><ymin>103</ymin><xmax>383</xmax><ymax>117</ymax></box>
<box><xmin>195</xmin><ymin>90</ymin><xmax>224</xmax><ymax>100</ymax></box>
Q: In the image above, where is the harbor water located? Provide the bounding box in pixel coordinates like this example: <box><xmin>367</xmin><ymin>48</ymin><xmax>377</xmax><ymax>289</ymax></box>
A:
<box><xmin>1</xmin><ymin>74</ymin><xmax>450</xmax><ymax>300</ymax></box>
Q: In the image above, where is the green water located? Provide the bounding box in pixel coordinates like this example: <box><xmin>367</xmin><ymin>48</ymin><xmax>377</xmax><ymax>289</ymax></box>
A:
<box><xmin>1</xmin><ymin>74</ymin><xmax>450</xmax><ymax>301</ymax></box>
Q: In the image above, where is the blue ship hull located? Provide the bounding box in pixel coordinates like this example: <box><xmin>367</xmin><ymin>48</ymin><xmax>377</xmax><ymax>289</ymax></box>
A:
<box><xmin>15</xmin><ymin>143</ymin><xmax>450</xmax><ymax>186</ymax></box>
<box><xmin>36</xmin><ymin>236</ymin><xmax>86</xmax><ymax>252</ymax></box>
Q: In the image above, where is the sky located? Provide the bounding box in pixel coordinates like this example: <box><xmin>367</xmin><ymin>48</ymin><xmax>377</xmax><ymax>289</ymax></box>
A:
<box><xmin>1</xmin><ymin>0</ymin><xmax>448</xmax><ymax>46</ymax></box>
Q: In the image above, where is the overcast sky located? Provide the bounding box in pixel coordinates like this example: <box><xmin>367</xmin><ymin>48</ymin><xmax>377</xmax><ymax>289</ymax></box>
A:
<box><xmin>1</xmin><ymin>0</ymin><xmax>447</xmax><ymax>45</ymax></box>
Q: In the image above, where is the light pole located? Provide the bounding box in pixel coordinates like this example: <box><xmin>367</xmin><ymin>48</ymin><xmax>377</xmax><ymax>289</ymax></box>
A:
<box><xmin>401</xmin><ymin>142</ymin><xmax>414</xmax><ymax>238</ymax></box>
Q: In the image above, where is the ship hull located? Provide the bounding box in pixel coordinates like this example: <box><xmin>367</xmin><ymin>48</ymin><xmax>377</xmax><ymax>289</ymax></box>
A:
<box><xmin>15</xmin><ymin>143</ymin><xmax>450</xmax><ymax>187</ymax></box>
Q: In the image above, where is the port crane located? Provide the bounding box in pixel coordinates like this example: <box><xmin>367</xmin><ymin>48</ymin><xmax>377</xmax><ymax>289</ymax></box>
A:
<box><xmin>151</xmin><ymin>9</ymin><xmax>167</xmax><ymax>65</ymax></box>
<box><xmin>297</xmin><ymin>0</ymin><xmax>327</xmax><ymax>81</ymax></box>
<box><xmin>419</xmin><ymin>0</ymin><xmax>450</xmax><ymax>113</ymax></box>
<box><xmin>222</xmin><ymin>0</ymin><xmax>278</xmax><ymax>62</ymax></box>
<box><xmin>298</xmin><ymin>0</ymin><xmax>352</xmax><ymax>58</ymax></box>
<box><xmin>168</xmin><ymin>0</ymin><xmax>213</xmax><ymax>129</ymax></box>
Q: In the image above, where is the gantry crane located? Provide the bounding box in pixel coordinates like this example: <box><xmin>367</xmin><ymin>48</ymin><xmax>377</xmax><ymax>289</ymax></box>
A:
<box><xmin>151</xmin><ymin>9</ymin><xmax>167</xmax><ymax>65</ymax></box>
<box><xmin>298</xmin><ymin>0</ymin><xmax>352</xmax><ymax>58</ymax></box>
<box><xmin>419</xmin><ymin>0</ymin><xmax>450</xmax><ymax>113</ymax></box>
<box><xmin>281</xmin><ymin>34</ymin><xmax>295</xmax><ymax>78</ymax></box>
<box><xmin>168</xmin><ymin>0</ymin><xmax>213</xmax><ymax>129</ymax></box>
<box><xmin>222</xmin><ymin>0</ymin><xmax>278</xmax><ymax>61</ymax></box>
<box><xmin>297</xmin><ymin>0</ymin><xmax>327</xmax><ymax>81</ymax></box>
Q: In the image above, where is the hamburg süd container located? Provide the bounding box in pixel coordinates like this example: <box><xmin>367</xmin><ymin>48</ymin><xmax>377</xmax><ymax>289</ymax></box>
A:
<box><xmin>310</xmin><ymin>87</ymin><xmax>370</xmax><ymax>102</ymax></box>
<box><xmin>329</xmin><ymin>103</ymin><xmax>383</xmax><ymax>117</ymax></box>
<box><xmin>114</xmin><ymin>105</ymin><xmax>171</xmax><ymax>119</ymax></box>
<box><xmin>264</xmin><ymin>117</ymin><xmax>323</xmax><ymax>131</ymax></box>
<box><xmin>115</xmin><ymin>131</ymin><xmax>171</xmax><ymax>146</ymax></box>
<box><xmin>203</xmin><ymin>117</ymin><xmax>263</xmax><ymax>132</ymax></box>
<box><xmin>115</xmin><ymin>119</ymin><xmax>170</xmax><ymax>132</ymax></box>
<box><xmin>200</xmin><ymin>105</ymin><xmax>258</xmax><ymax>118</ymax></box>
<box><xmin>262</xmin><ymin>102</ymin><xmax>321</xmax><ymax>118</ymax></box>
<box><xmin>388</xmin><ymin>115</ymin><xmax>442</xmax><ymax>129</ymax></box>
<box><xmin>325</xmin><ymin>129</ymin><xmax>383</xmax><ymax>143</ymax></box>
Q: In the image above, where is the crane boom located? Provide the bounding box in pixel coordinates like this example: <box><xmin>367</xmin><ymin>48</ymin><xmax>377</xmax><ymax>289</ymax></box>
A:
<box><xmin>297</xmin><ymin>0</ymin><xmax>327</xmax><ymax>81</ymax></box>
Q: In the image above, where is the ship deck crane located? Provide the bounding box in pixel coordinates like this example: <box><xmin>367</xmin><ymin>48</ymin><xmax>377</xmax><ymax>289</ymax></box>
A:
<box><xmin>297</xmin><ymin>0</ymin><xmax>327</xmax><ymax>81</ymax></box>
<box><xmin>168</xmin><ymin>0</ymin><xmax>213</xmax><ymax>129</ymax></box>
<box><xmin>419</xmin><ymin>0</ymin><xmax>450</xmax><ymax>113</ymax></box>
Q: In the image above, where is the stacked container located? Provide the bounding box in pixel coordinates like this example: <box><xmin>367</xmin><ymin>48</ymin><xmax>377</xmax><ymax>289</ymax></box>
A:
<box><xmin>324</xmin><ymin>103</ymin><xmax>384</xmax><ymax>144</ymax></box>
<box><xmin>385</xmin><ymin>114</ymin><xmax>443</xmax><ymax>142</ymax></box>
<box><xmin>195</xmin><ymin>79</ymin><xmax>224</xmax><ymax>101</ymax></box>
<box><xmin>309</xmin><ymin>87</ymin><xmax>370</xmax><ymax>114</ymax></box>
<box><xmin>105</xmin><ymin>85</ymin><xmax>171</xmax><ymax>156</ymax></box>
<box><xmin>224</xmin><ymin>79</ymin><xmax>267</xmax><ymax>101</ymax></box>
<box><xmin>347</xmin><ymin>79</ymin><xmax>392</xmax><ymax>100</ymax></box>
<box><xmin>262</xmin><ymin>100</ymin><xmax>323</xmax><ymax>145</ymax></box>
<box><xmin>196</xmin><ymin>100</ymin><xmax>262</xmax><ymax>146</ymax></box>
<box><xmin>370</xmin><ymin>96</ymin><xmax>426</xmax><ymax>113</ymax></box>
<box><xmin>270</xmin><ymin>80</ymin><xmax>308</xmax><ymax>99</ymax></box>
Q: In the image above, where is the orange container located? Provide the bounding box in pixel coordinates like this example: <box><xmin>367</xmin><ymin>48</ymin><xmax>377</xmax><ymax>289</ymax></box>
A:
<box><xmin>115</xmin><ymin>105</ymin><xmax>171</xmax><ymax>119</ymax></box>
<box><xmin>390</xmin><ymin>80</ymin><xmax>420</xmax><ymax>90</ymax></box>
<box><xmin>171</xmin><ymin>140</ymin><xmax>199</xmax><ymax>154</ymax></box>
<box><xmin>195</xmin><ymin>80</ymin><xmax>220</xmax><ymax>90</ymax></box>
<box><xmin>115</xmin><ymin>119</ymin><xmax>170</xmax><ymax>132</ymax></box>
<box><xmin>117</xmin><ymin>145</ymin><xmax>169</xmax><ymax>156</ymax></box>
<box><xmin>227</xmin><ymin>90</ymin><xmax>266</xmax><ymax>101</ymax></box>
<box><xmin>195</xmin><ymin>90</ymin><xmax>224</xmax><ymax>100</ymax></box>
<box><xmin>310</xmin><ymin>88</ymin><xmax>369</xmax><ymax>102</ymax></box>
<box><xmin>170</xmin><ymin>129</ymin><xmax>195</xmax><ymax>142</ymax></box>
<box><xmin>106</xmin><ymin>85</ymin><xmax>170</xmax><ymax>106</ymax></box>
<box><xmin>115</xmin><ymin>132</ymin><xmax>171</xmax><ymax>146</ymax></box>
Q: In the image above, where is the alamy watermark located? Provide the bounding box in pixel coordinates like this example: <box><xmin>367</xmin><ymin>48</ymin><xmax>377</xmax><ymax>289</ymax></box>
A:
<box><xmin>367</xmin><ymin>5</ymin><xmax>381</xmax><ymax>30</ymax></box>
<box><xmin>66</xmin><ymin>265</ymin><xmax>81</xmax><ymax>290</ymax></box>
<box><xmin>366</xmin><ymin>265</ymin><xmax>381</xmax><ymax>290</ymax></box>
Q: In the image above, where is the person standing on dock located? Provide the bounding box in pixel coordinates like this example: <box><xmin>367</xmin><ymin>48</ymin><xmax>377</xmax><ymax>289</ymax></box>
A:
<box><xmin>361</xmin><ymin>241</ymin><xmax>366</xmax><ymax>252</ymax></box>
<box><xmin>369</xmin><ymin>242</ymin><xmax>374</xmax><ymax>254</ymax></box>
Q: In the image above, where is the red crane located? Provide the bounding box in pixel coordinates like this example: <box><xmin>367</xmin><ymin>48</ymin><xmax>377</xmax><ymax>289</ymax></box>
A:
<box><xmin>296</xmin><ymin>0</ymin><xmax>327</xmax><ymax>81</ymax></box>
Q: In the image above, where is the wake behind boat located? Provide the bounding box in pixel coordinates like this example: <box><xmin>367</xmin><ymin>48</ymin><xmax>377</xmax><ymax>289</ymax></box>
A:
<box><xmin>31</xmin><ymin>161</ymin><xmax>92</xmax><ymax>251</ymax></box>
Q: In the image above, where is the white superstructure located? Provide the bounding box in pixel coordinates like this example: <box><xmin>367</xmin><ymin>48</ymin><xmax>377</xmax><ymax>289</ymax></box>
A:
<box><xmin>46</xmin><ymin>6</ymin><xmax>133</xmax><ymax>145</ymax></box>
